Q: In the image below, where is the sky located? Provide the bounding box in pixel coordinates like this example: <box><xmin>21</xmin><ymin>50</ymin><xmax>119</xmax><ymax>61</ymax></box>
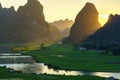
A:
<box><xmin>0</xmin><ymin>0</ymin><xmax>120</xmax><ymax>26</ymax></box>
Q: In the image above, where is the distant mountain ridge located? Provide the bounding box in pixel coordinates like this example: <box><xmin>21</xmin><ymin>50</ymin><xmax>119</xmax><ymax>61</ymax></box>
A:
<box><xmin>50</xmin><ymin>19</ymin><xmax>73</xmax><ymax>38</ymax></box>
<box><xmin>0</xmin><ymin>0</ymin><xmax>62</xmax><ymax>43</ymax></box>
<box><xmin>86</xmin><ymin>14</ymin><xmax>120</xmax><ymax>44</ymax></box>
<box><xmin>63</xmin><ymin>2</ymin><xmax>101</xmax><ymax>43</ymax></box>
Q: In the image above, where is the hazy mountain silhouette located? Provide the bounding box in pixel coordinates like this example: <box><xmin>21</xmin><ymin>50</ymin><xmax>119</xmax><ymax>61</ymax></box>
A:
<box><xmin>49</xmin><ymin>25</ymin><xmax>63</xmax><ymax>42</ymax></box>
<box><xmin>50</xmin><ymin>19</ymin><xmax>73</xmax><ymax>38</ymax></box>
<box><xmin>0</xmin><ymin>0</ymin><xmax>62</xmax><ymax>43</ymax></box>
<box><xmin>63</xmin><ymin>2</ymin><xmax>101</xmax><ymax>43</ymax></box>
<box><xmin>0</xmin><ymin>4</ymin><xmax>16</xmax><ymax>40</ymax></box>
<box><xmin>86</xmin><ymin>14</ymin><xmax>120</xmax><ymax>44</ymax></box>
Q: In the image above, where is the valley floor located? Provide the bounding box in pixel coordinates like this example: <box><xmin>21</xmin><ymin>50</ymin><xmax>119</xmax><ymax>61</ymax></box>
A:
<box><xmin>23</xmin><ymin>44</ymin><xmax>120</xmax><ymax>72</ymax></box>
<box><xmin>1</xmin><ymin>44</ymin><xmax>120</xmax><ymax>80</ymax></box>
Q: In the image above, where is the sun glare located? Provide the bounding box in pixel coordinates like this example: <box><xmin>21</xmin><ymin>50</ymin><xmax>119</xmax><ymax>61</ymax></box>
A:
<box><xmin>99</xmin><ymin>14</ymin><xmax>109</xmax><ymax>26</ymax></box>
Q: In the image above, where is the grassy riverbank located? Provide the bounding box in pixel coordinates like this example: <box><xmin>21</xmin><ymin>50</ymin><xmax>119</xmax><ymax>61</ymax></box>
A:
<box><xmin>24</xmin><ymin>44</ymin><xmax>120</xmax><ymax>72</ymax></box>
<box><xmin>0</xmin><ymin>67</ymin><xmax>106</xmax><ymax>80</ymax></box>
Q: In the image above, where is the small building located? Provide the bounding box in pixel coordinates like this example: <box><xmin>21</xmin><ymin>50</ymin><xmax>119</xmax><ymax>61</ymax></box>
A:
<box><xmin>79</xmin><ymin>47</ymin><xmax>87</xmax><ymax>50</ymax></box>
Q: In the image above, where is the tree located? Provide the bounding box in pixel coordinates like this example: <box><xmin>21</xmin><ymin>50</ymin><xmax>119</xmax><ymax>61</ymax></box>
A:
<box><xmin>111</xmin><ymin>47</ymin><xmax>120</xmax><ymax>56</ymax></box>
<box><xmin>40</xmin><ymin>43</ymin><xmax>46</xmax><ymax>50</ymax></box>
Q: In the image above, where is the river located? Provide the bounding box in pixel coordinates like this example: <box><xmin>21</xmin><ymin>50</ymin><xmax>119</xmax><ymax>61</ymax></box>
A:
<box><xmin>0</xmin><ymin>53</ymin><xmax>120</xmax><ymax>79</ymax></box>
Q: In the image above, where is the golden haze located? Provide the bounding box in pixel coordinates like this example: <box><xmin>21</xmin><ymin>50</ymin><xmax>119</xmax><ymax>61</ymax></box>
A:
<box><xmin>0</xmin><ymin>0</ymin><xmax>116</xmax><ymax>26</ymax></box>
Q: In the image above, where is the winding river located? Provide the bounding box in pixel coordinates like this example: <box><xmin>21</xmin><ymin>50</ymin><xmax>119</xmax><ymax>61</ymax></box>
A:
<box><xmin>0</xmin><ymin>53</ymin><xmax>120</xmax><ymax>79</ymax></box>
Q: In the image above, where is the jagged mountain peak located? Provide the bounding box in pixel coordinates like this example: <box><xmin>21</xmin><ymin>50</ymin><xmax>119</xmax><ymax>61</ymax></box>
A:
<box><xmin>17</xmin><ymin>0</ymin><xmax>45</xmax><ymax>23</ymax></box>
<box><xmin>8</xmin><ymin>6</ymin><xmax>15</xmax><ymax>12</ymax></box>
<box><xmin>108</xmin><ymin>14</ymin><xmax>114</xmax><ymax>19</ymax></box>
<box><xmin>27</xmin><ymin>0</ymin><xmax>39</xmax><ymax>3</ymax></box>
<box><xmin>27</xmin><ymin>0</ymin><xmax>43</xmax><ymax>7</ymax></box>
<box><xmin>104</xmin><ymin>14</ymin><xmax>120</xmax><ymax>26</ymax></box>
<box><xmin>84</xmin><ymin>2</ymin><xmax>98</xmax><ymax>13</ymax></box>
<box><xmin>18</xmin><ymin>0</ymin><xmax>43</xmax><ymax>11</ymax></box>
<box><xmin>63</xmin><ymin>2</ymin><xmax>101</xmax><ymax>43</ymax></box>
<box><xmin>85</xmin><ymin>2</ymin><xmax>96</xmax><ymax>8</ymax></box>
<box><xmin>75</xmin><ymin>2</ymin><xmax>99</xmax><ymax>22</ymax></box>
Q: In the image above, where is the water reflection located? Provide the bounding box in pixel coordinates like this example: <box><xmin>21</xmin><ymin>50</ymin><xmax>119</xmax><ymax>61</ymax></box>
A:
<box><xmin>0</xmin><ymin>54</ymin><xmax>120</xmax><ymax>79</ymax></box>
<box><xmin>0</xmin><ymin>55</ymin><xmax>35</xmax><ymax>64</ymax></box>
<box><xmin>0</xmin><ymin>63</ymin><xmax>120</xmax><ymax>79</ymax></box>
<box><xmin>92</xmin><ymin>72</ymin><xmax>120</xmax><ymax>79</ymax></box>
<box><xmin>0</xmin><ymin>63</ymin><xmax>80</xmax><ymax>76</ymax></box>
<box><xmin>0</xmin><ymin>56</ymin><xmax>32</xmax><ymax>58</ymax></box>
<box><xmin>0</xmin><ymin>53</ymin><xmax>21</xmax><ymax>56</ymax></box>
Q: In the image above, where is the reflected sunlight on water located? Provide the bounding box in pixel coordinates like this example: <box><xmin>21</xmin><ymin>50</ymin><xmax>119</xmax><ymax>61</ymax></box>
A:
<box><xmin>92</xmin><ymin>72</ymin><xmax>120</xmax><ymax>79</ymax></box>
<box><xmin>0</xmin><ymin>63</ymin><xmax>80</xmax><ymax>76</ymax></box>
<box><xmin>0</xmin><ymin>63</ymin><xmax>120</xmax><ymax>79</ymax></box>
<box><xmin>0</xmin><ymin>54</ymin><xmax>120</xmax><ymax>79</ymax></box>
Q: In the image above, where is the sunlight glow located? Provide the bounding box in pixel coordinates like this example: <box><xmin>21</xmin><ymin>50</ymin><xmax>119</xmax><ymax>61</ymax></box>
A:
<box><xmin>0</xmin><ymin>0</ymin><xmax>119</xmax><ymax>26</ymax></box>
<box><xmin>99</xmin><ymin>14</ymin><xmax>109</xmax><ymax>26</ymax></box>
<box><xmin>99</xmin><ymin>14</ymin><xmax>109</xmax><ymax>20</ymax></box>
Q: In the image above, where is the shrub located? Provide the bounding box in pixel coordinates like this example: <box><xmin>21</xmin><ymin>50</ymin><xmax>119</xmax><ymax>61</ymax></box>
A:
<box><xmin>110</xmin><ymin>47</ymin><xmax>120</xmax><ymax>56</ymax></box>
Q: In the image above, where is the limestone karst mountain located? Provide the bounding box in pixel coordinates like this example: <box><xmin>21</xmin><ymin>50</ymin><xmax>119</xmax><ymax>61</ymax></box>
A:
<box><xmin>63</xmin><ymin>2</ymin><xmax>101</xmax><ymax>43</ymax></box>
<box><xmin>49</xmin><ymin>25</ymin><xmax>63</xmax><ymax>42</ymax></box>
<box><xmin>0</xmin><ymin>4</ymin><xmax>16</xmax><ymax>41</ymax></box>
<box><xmin>86</xmin><ymin>14</ymin><xmax>120</xmax><ymax>45</ymax></box>
<box><xmin>7</xmin><ymin>0</ymin><xmax>51</xmax><ymax>43</ymax></box>
<box><xmin>50</xmin><ymin>19</ymin><xmax>73</xmax><ymax>38</ymax></box>
<box><xmin>0</xmin><ymin>0</ymin><xmax>62</xmax><ymax>43</ymax></box>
